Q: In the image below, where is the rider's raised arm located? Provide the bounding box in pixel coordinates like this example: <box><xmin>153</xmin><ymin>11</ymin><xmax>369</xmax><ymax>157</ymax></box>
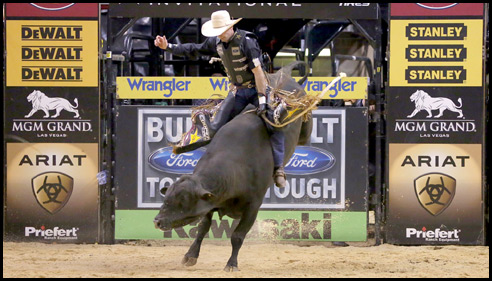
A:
<box><xmin>166</xmin><ymin>36</ymin><xmax>219</xmax><ymax>60</ymax></box>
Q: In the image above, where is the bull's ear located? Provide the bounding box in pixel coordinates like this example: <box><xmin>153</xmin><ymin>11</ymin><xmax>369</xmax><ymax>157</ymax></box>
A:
<box><xmin>160</xmin><ymin>186</ymin><xmax>169</xmax><ymax>196</ymax></box>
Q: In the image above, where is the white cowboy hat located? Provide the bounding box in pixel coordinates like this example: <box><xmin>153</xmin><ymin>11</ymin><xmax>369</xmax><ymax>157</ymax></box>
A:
<box><xmin>201</xmin><ymin>10</ymin><xmax>242</xmax><ymax>37</ymax></box>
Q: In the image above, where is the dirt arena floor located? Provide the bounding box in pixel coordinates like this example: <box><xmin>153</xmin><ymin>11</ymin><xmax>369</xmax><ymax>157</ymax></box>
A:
<box><xmin>3</xmin><ymin>239</ymin><xmax>489</xmax><ymax>278</ymax></box>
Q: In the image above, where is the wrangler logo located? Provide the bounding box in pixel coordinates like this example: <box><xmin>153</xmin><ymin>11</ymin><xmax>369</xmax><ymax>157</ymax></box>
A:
<box><xmin>32</xmin><ymin>172</ymin><xmax>73</xmax><ymax>214</ymax></box>
<box><xmin>414</xmin><ymin>173</ymin><xmax>456</xmax><ymax>216</ymax></box>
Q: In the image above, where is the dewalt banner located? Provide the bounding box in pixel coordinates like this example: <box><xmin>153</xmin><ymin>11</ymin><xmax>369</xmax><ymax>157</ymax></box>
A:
<box><xmin>6</xmin><ymin>20</ymin><xmax>99</xmax><ymax>87</ymax></box>
<box><xmin>116</xmin><ymin>76</ymin><xmax>367</xmax><ymax>100</ymax></box>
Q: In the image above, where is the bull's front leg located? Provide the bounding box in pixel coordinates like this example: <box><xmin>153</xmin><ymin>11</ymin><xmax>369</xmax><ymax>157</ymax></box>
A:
<box><xmin>224</xmin><ymin>206</ymin><xmax>260</xmax><ymax>272</ymax></box>
<box><xmin>182</xmin><ymin>211</ymin><xmax>213</xmax><ymax>267</ymax></box>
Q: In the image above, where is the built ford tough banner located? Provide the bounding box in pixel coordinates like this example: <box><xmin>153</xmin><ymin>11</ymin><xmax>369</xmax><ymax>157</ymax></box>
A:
<box><xmin>114</xmin><ymin>106</ymin><xmax>368</xmax><ymax>241</ymax></box>
<box><xmin>116</xmin><ymin>77</ymin><xmax>368</xmax><ymax>100</ymax></box>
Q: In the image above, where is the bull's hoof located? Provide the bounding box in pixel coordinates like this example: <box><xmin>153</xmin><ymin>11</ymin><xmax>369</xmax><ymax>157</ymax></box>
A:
<box><xmin>223</xmin><ymin>265</ymin><xmax>240</xmax><ymax>272</ymax></box>
<box><xmin>181</xmin><ymin>256</ymin><xmax>198</xmax><ymax>267</ymax></box>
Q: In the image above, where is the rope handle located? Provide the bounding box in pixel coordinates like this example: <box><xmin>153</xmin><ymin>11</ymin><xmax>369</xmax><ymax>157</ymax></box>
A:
<box><xmin>259</xmin><ymin>72</ymin><xmax>347</xmax><ymax>128</ymax></box>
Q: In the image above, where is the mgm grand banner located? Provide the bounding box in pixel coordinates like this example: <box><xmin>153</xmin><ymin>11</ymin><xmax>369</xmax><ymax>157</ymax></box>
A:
<box><xmin>114</xmin><ymin>106</ymin><xmax>367</xmax><ymax>241</ymax></box>
<box><xmin>386</xmin><ymin>3</ymin><xmax>485</xmax><ymax>245</ymax></box>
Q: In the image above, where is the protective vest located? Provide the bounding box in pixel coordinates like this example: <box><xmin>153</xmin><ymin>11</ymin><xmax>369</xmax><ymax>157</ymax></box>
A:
<box><xmin>216</xmin><ymin>30</ymin><xmax>257</xmax><ymax>86</ymax></box>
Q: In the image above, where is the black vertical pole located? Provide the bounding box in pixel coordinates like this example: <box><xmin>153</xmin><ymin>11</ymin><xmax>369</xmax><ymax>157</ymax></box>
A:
<box><xmin>374</xmin><ymin>5</ymin><xmax>384</xmax><ymax>246</ymax></box>
<box><xmin>100</xmin><ymin>8</ymin><xmax>115</xmax><ymax>244</ymax></box>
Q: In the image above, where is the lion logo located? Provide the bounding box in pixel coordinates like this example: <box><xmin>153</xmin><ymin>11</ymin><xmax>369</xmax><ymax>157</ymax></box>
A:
<box><xmin>407</xmin><ymin>90</ymin><xmax>464</xmax><ymax>119</ymax></box>
<box><xmin>24</xmin><ymin>90</ymin><xmax>80</xmax><ymax>119</ymax></box>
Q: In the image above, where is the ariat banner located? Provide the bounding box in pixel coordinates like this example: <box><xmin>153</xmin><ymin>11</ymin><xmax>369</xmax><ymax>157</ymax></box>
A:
<box><xmin>389</xmin><ymin>19</ymin><xmax>483</xmax><ymax>87</ymax></box>
<box><xmin>116</xmin><ymin>77</ymin><xmax>367</xmax><ymax>100</ymax></box>
<box><xmin>387</xmin><ymin>143</ymin><xmax>484</xmax><ymax>245</ymax></box>
<box><xmin>6</xmin><ymin>20</ymin><xmax>99</xmax><ymax>87</ymax></box>
<box><xmin>5</xmin><ymin>143</ymin><xmax>99</xmax><ymax>243</ymax></box>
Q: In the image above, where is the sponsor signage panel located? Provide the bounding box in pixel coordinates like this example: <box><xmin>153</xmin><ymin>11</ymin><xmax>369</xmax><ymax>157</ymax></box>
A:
<box><xmin>135</xmin><ymin>108</ymin><xmax>350</xmax><ymax>209</ymax></box>
<box><xmin>109</xmin><ymin>3</ymin><xmax>378</xmax><ymax>20</ymax></box>
<box><xmin>5</xmin><ymin>143</ymin><xmax>99</xmax><ymax>243</ymax></box>
<box><xmin>387</xmin><ymin>4</ymin><xmax>485</xmax><ymax>245</ymax></box>
<box><xmin>116</xmin><ymin>77</ymin><xmax>367</xmax><ymax>100</ymax></box>
<box><xmin>391</xmin><ymin>3</ymin><xmax>484</xmax><ymax>17</ymax></box>
<box><xmin>114</xmin><ymin>106</ymin><xmax>367</xmax><ymax>241</ymax></box>
<box><xmin>389</xmin><ymin>19</ymin><xmax>483</xmax><ymax>87</ymax></box>
<box><xmin>4</xmin><ymin>87</ymin><xmax>99</xmax><ymax>143</ymax></box>
<box><xmin>6</xmin><ymin>20</ymin><xmax>99</xmax><ymax>87</ymax></box>
<box><xmin>387</xmin><ymin>143</ymin><xmax>483</xmax><ymax>245</ymax></box>
<box><xmin>6</xmin><ymin>3</ymin><xmax>99</xmax><ymax>18</ymax></box>
<box><xmin>115</xmin><ymin>210</ymin><xmax>367</xmax><ymax>241</ymax></box>
<box><xmin>387</xmin><ymin>87</ymin><xmax>483</xmax><ymax>143</ymax></box>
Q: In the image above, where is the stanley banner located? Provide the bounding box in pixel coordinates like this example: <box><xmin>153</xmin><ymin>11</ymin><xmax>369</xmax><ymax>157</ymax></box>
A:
<box><xmin>116</xmin><ymin>76</ymin><xmax>367</xmax><ymax>100</ymax></box>
<box><xmin>389</xmin><ymin>19</ymin><xmax>483</xmax><ymax>87</ymax></box>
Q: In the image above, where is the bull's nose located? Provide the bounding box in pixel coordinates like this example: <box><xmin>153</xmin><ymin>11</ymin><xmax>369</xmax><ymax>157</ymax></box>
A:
<box><xmin>153</xmin><ymin>219</ymin><xmax>160</xmax><ymax>229</ymax></box>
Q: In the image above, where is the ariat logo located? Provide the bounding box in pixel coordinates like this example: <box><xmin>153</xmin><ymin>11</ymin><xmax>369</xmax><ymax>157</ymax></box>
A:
<box><xmin>32</xmin><ymin>172</ymin><xmax>73</xmax><ymax>214</ymax></box>
<box><xmin>414</xmin><ymin>173</ymin><xmax>456</xmax><ymax>216</ymax></box>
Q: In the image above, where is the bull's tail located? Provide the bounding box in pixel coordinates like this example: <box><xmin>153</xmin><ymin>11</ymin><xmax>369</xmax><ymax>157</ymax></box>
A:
<box><xmin>456</xmin><ymin>98</ymin><xmax>462</xmax><ymax>108</ymax></box>
<box><xmin>278</xmin><ymin>61</ymin><xmax>310</xmax><ymax>86</ymax></box>
<box><xmin>73</xmin><ymin>98</ymin><xmax>79</xmax><ymax>108</ymax></box>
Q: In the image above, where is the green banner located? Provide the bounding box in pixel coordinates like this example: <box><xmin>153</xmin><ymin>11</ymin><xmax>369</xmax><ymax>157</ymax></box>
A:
<box><xmin>115</xmin><ymin>210</ymin><xmax>367</xmax><ymax>242</ymax></box>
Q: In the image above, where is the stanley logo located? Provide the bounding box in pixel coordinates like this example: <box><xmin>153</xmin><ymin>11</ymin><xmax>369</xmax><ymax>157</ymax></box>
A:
<box><xmin>414</xmin><ymin>173</ymin><xmax>456</xmax><ymax>216</ymax></box>
<box><xmin>32</xmin><ymin>172</ymin><xmax>73</xmax><ymax>214</ymax></box>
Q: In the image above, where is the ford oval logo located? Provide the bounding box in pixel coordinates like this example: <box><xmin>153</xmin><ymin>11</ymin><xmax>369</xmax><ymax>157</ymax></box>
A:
<box><xmin>285</xmin><ymin>146</ymin><xmax>336</xmax><ymax>175</ymax></box>
<box><xmin>148</xmin><ymin>147</ymin><xmax>205</xmax><ymax>174</ymax></box>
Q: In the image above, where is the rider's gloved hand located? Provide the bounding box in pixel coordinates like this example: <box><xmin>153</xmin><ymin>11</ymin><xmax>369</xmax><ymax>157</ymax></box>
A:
<box><xmin>257</xmin><ymin>93</ymin><xmax>268</xmax><ymax>116</ymax></box>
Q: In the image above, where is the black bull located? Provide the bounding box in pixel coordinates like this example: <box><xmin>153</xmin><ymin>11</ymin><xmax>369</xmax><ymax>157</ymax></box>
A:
<box><xmin>154</xmin><ymin>62</ymin><xmax>313</xmax><ymax>272</ymax></box>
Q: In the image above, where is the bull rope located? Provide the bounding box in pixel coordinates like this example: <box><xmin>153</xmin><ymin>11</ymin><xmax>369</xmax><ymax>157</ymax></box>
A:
<box><xmin>259</xmin><ymin>72</ymin><xmax>347</xmax><ymax>128</ymax></box>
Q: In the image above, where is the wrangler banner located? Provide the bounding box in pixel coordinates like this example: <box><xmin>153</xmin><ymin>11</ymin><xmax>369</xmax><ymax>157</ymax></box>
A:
<box><xmin>114</xmin><ymin>106</ymin><xmax>368</xmax><ymax>241</ymax></box>
<box><xmin>116</xmin><ymin>77</ymin><xmax>367</xmax><ymax>100</ymax></box>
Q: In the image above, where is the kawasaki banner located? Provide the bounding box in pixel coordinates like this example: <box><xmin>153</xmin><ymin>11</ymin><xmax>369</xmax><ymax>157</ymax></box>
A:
<box><xmin>114</xmin><ymin>106</ymin><xmax>368</xmax><ymax>241</ymax></box>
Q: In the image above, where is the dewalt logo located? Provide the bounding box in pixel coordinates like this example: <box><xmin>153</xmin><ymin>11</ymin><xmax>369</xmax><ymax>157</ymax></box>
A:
<box><xmin>6</xmin><ymin>20</ymin><xmax>98</xmax><ymax>87</ymax></box>
<box><xmin>22</xmin><ymin>25</ymin><xmax>82</xmax><ymax>41</ymax></box>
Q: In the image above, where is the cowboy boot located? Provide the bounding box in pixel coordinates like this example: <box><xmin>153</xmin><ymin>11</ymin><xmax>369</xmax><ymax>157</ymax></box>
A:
<box><xmin>273</xmin><ymin>166</ymin><xmax>287</xmax><ymax>188</ymax></box>
<box><xmin>174</xmin><ymin>93</ymin><xmax>235</xmax><ymax>154</ymax></box>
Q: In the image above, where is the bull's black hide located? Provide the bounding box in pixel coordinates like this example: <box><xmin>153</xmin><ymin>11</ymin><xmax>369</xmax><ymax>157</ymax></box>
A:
<box><xmin>154</xmin><ymin>62</ymin><xmax>312</xmax><ymax>272</ymax></box>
